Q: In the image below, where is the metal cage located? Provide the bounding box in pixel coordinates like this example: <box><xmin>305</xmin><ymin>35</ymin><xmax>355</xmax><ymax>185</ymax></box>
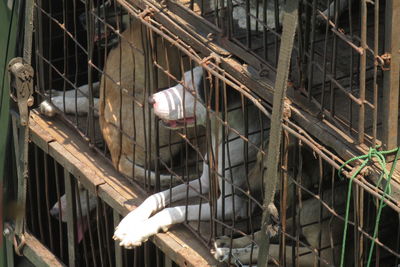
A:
<box><xmin>6</xmin><ymin>0</ymin><xmax>399</xmax><ymax>266</ymax></box>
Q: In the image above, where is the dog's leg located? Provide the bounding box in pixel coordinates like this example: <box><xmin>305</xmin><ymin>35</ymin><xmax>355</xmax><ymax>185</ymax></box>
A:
<box><xmin>40</xmin><ymin>96</ymin><xmax>99</xmax><ymax>117</ymax></box>
<box><xmin>116</xmin><ymin>176</ymin><xmax>247</xmax><ymax>248</ymax></box>
<box><xmin>117</xmin><ymin>202</ymin><xmax>212</xmax><ymax>248</ymax></box>
<box><xmin>114</xmin><ymin>161</ymin><xmax>210</xmax><ymax>241</ymax></box>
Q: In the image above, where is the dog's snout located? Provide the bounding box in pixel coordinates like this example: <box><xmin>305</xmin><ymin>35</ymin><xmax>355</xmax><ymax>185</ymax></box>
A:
<box><xmin>148</xmin><ymin>95</ymin><xmax>156</xmax><ymax>105</ymax></box>
<box><xmin>50</xmin><ymin>206</ymin><xmax>60</xmax><ymax>218</ymax></box>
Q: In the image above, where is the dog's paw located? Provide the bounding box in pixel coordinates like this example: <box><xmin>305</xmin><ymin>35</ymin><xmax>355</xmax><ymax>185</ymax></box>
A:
<box><xmin>115</xmin><ymin>220</ymin><xmax>159</xmax><ymax>249</ymax></box>
<box><xmin>212</xmin><ymin>242</ymin><xmax>230</xmax><ymax>263</ymax></box>
<box><xmin>39</xmin><ymin>100</ymin><xmax>57</xmax><ymax>117</ymax></box>
<box><xmin>113</xmin><ymin>209</ymin><xmax>153</xmax><ymax>241</ymax></box>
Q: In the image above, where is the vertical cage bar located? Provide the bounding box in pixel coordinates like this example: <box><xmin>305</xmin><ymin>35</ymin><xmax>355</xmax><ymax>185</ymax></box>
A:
<box><xmin>114</xmin><ymin>210</ymin><xmax>123</xmax><ymax>267</ymax></box>
<box><xmin>357</xmin><ymin>0</ymin><xmax>367</xmax><ymax>144</ymax></box>
<box><xmin>382</xmin><ymin>0</ymin><xmax>400</xmax><ymax>150</ymax></box>
<box><xmin>372</xmin><ymin>0</ymin><xmax>379</xmax><ymax>146</ymax></box>
<box><xmin>64</xmin><ymin>170</ymin><xmax>77</xmax><ymax>267</ymax></box>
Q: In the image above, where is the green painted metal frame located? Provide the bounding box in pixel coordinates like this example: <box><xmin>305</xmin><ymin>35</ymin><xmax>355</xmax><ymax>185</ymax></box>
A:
<box><xmin>0</xmin><ymin>0</ymin><xmax>21</xmax><ymax>265</ymax></box>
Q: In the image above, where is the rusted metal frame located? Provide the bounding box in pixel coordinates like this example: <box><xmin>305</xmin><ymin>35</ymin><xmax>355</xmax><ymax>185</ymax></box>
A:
<box><xmin>258</xmin><ymin>0</ymin><xmax>298</xmax><ymax>265</ymax></box>
<box><xmin>64</xmin><ymin>169</ymin><xmax>77</xmax><ymax>267</ymax></box>
<box><xmin>3</xmin><ymin>223</ymin><xmax>66</xmax><ymax>267</ymax></box>
<box><xmin>357</xmin><ymin>0</ymin><xmax>367</xmax><ymax>144</ymax></box>
<box><xmin>382</xmin><ymin>0</ymin><xmax>400</xmax><ymax>150</ymax></box>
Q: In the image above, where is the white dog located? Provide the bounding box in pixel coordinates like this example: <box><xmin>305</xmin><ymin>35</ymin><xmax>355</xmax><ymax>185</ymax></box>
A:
<box><xmin>113</xmin><ymin>66</ymin><xmax>269</xmax><ymax>248</ymax></box>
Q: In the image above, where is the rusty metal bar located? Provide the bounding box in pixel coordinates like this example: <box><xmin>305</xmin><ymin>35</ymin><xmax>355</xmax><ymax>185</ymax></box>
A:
<box><xmin>64</xmin><ymin>169</ymin><xmax>77</xmax><ymax>267</ymax></box>
<box><xmin>382</xmin><ymin>0</ymin><xmax>400</xmax><ymax>150</ymax></box>
<box><xmin>113</xmin><ymin>210</ymin><xmax>123</xmax><ymax>267</ymax></box>
<box><xmin>358</xmin><ymin>0</ymin><xmax>367</xmax><ymax>144</ymax></box>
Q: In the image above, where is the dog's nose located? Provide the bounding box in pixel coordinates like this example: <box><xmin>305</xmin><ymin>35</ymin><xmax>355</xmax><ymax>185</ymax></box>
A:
<box><xmin>148</xmin><ymin>95</ymin><xmax>156</xmax><ymax>105</ymax></box>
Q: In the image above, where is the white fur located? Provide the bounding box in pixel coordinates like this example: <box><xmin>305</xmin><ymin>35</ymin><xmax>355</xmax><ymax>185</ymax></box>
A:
<box><xmin>50</xmin><ymin>183</ymin><xmax>97</xmax><ymax>222</ymax></box>
<box><xmin>114</xmin><ymin>67</ymin><xmax>268</xmax><ymax>248</ymax></box>
<box><xmin>39</xmin><ymin>82</ymin><xmax>100</xmax><ymax>117</ymax></box>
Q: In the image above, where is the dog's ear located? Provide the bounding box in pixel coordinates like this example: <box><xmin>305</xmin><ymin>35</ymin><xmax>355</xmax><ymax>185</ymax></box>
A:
<box><xmin>182</xmin><ymin>66</ymin><xmax>203</xmax><ymax>92</ymax></box>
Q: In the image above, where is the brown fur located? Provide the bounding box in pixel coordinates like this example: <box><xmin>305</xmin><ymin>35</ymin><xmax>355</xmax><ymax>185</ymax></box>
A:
<box><xmin>99</xmin><ymin>19</ymin><xmax>185</xmax><ymax>183</ymax></box>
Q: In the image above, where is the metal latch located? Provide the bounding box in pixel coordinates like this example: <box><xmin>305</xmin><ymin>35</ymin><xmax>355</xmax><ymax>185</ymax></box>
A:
<box><xmin>8</xmin><ymin>57</ymin><xmax>34</xmax><ymax>126</ymax></box>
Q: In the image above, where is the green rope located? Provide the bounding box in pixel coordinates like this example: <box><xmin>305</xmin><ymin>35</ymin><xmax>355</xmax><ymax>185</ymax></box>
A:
<box><xmin>338</xmin><ymin>146</ymin><xmax>399</xmax><ymax>267</ymax></box>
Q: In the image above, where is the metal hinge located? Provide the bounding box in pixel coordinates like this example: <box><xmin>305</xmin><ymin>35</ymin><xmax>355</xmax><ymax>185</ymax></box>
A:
<box><xmin>8</xmin><ymin>57</ymin><xmax>34</xmax><ymax>126</ymax></box>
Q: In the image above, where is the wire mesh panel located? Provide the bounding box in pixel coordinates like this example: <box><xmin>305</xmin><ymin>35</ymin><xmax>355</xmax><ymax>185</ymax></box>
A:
<box><xmin>299</xmin><ymin>0</ymin><xmax>387</xmax><ymax>148</ymax></box>
<box><xmin>161</xmin><ymin>0</ymin><xmax>399</xmax><ymax>149</ymax></box>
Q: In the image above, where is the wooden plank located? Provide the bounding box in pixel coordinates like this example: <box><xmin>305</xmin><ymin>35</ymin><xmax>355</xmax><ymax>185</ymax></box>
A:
<box><xmin>3</xmin><ymin>224</ymin><xmax>66</xmax><ymax>267</ymax></box>
<box><xmin>29</xmin><ymin>110</ymin><xmax>219</xmax><ymax>267</ymax></box>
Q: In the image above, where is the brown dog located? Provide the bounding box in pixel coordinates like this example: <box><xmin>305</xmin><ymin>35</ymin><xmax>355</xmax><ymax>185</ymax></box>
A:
<box><xmin>100</xmin><ymin>19</ymin><xmax>199</xmax><ymax>186</ymax></box>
